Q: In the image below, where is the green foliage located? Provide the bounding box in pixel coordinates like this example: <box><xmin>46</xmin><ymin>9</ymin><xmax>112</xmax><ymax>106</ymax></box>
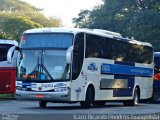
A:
<box><xmin>0</xmin><ymin>0</ymin><xmax>40</xmax><ymax>12</ymax></box>
<box><xmin>72</xmin><ymin>10</ymin><xmax>91</xmax><ymax>28</ymax></box>
<box><xmin>73</xmin><ymin>0</ymin><xmax>160</xmax><ymax>51</ymax></box>
<box><xmin>0</xmin><ymin>12</ymin><xmax>43</xmax><ymax>41</ymax></box>
<box><xmin>0</xmin><ymin>0</ymin><xmax>62</xmax><ymax>42</ymax></box>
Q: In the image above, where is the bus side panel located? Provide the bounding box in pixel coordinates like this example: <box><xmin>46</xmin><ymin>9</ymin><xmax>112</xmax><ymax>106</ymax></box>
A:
<box><xmin>99</xmin><ymin>75</ymin><xmax>134</xmax><ymax>101</ymax></box>
<box><xmin>135</xmin><ymin>77</ymin><xmax>153</xmax><ymax>99</ymax></box>
<box><xmin>0</xmin><ymin>67</ymin><xmax>16</xmax><ymax>94</ymax></box>
<box><xmin>70</xmin><ymin>74</ymin><xmax>102</xmax><ymax>101</ymax></box>
<box><xmin>70</xmin><ymin>78</ymin><xmax>85</xmax><ymax>101</ymax></box>
<box><xmin>70</xmin><ymin>74</ymin><xmax>105</xmax><ymax>101</ymax></box>
<box><xmin>153</xmin><ymin>80</ymin><xmax>160</xmax><ymax>89</ymax></box>
<box><xmin>70</xmin><ymin>58</ymin><xmax>107</xmax><ymax>101</ymax></box>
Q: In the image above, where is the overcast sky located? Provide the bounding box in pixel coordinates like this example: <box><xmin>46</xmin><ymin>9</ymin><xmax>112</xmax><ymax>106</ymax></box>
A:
<box><xmin>22</xmin><ymin>0</ymin><xmax>103</xmax><ymax>27</ymax></box>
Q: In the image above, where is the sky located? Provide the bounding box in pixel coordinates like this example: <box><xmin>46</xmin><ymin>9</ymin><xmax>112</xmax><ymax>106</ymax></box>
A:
<box><xmin>22</xmin><ymin>0</ymin><xmax>103</xmax><ymax>27</ymax></box>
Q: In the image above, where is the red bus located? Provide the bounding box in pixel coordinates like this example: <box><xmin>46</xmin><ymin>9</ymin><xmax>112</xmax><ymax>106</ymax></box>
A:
<box><xmin>0</xmin><ymin>39</ymin><xmax>18</xmax><ymax>94</ymax></box>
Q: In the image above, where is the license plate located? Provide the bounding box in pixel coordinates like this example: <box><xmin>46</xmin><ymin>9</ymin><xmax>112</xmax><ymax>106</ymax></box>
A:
<box><xmin>35</xmin><ymin>94</ymin><xmax>45</xmax><ymax>99</ymax></box>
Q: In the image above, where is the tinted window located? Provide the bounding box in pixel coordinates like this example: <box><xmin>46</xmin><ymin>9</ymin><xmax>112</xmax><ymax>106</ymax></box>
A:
<box><xmin>86</xmin><ymin>34</ymin><xmax>107</xmax><ymax>58</ymax></box>
<box><xmin>0</xmin><ymin>44</ymin><xmax>13</xmax><ymax>62</ymax></box>
<box><xmin>85</xmin><ymin>34</ymin><xmax>153</xmax><ymax>64</ymax></box>
<box><xmin>72</xmin><ymin>33</ymin><xmax>84</xmax><ymax>80</ymax></box>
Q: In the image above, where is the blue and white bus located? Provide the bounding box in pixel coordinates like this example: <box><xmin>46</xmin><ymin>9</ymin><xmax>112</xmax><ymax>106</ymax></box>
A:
<box><xmin>12</xmin><ymin>28</ymin><xmax>153</xmax><ymax>108</ymax></box>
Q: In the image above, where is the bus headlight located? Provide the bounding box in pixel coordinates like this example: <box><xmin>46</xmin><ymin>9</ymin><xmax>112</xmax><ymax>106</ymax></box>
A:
<box><xmin>54</xmin><ymin>83</ymin><xmax>69</xmax><ymax>92</ymax></box>
<box><xmin>54</xmin><ymin>87</ymin><xmax>69</xmax><ymax>92</ymax></box>
<box><xmin>16</xmin><ymin>86</ymin><xmax>27</xmax><ymax>91</ymax></box>
<box><xmin>16</xmin><ymin>86</ymin><xmax>22</xmax><ymax>90</ymax></box>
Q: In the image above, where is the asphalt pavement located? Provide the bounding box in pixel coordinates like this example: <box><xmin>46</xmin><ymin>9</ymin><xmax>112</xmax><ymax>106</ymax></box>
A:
<box><xmin>0</xmin><ymin>100</ymin><xmax>160</xmax><ymax>120</ymax></box>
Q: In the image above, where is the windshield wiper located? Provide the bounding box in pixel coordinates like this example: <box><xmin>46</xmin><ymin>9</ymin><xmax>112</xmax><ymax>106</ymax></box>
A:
<box><xmin>29</xmin><ymin>51</ymin><xmax>54</xmax><ymax>80</ymax></box>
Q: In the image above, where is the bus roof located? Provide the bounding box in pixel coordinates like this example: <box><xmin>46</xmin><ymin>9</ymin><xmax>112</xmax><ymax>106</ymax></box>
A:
<box><xmin>23</xmin><ymin>27</ymin><xmax>115</xmax><ymax>37</ymax></box>
<box><xmin>0</xmin><ymin>39</ymin><xmax>18</xmax><ymax>46</ymax></box>
<box><xmin>23</xmin><ymin>27</ymin><xmax>152</xmax><ymax>47</ymax></box>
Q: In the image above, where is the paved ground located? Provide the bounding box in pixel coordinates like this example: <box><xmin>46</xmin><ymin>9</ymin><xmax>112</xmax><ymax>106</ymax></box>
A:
<box><xmin>0</xmin><ymin>100</ymin><xmax>160</xmax><ymax>120</ymax></box>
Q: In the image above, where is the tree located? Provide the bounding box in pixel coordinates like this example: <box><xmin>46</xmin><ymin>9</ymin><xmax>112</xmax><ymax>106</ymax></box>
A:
<box><xmin>0</xmin><ymin>0</ymin><xmax>40</xmax><ymax>12</ymax></box>
<box><xmin>0</xmin><ymin>0</ymin><xmax>62</xmax><ymax>41</ymax></box>
<box><xmin>72</xmin><ymin>0</ymin><xmax>160</xmax><ymax>51</ymax></box>
<box><xmin>72</xmin><ymin>10</ymin><xmax>91</xmax><ymax>28</ymax></box>
<box><xmin>0</xmin><ymin>13</ymin><xmax>43</xmax><ymax>41</ymax></box>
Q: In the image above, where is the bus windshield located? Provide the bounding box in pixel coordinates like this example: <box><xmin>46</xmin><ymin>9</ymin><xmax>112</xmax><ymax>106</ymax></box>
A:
<box><xmin>18</xmin><ymin>33</ymin><xmax>73</xmax><ymax>81</ymax></box>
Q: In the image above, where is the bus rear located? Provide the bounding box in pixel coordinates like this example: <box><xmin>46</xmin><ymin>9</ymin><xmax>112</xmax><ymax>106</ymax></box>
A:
<box><xmin>0</xmin><ymin>39</ymin><xmax>18</xmax><ymax>94</ymax></box>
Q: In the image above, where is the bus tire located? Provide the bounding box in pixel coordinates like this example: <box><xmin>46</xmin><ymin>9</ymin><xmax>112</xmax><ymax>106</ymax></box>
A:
<box><xmin>80</xmin><ymin>87</ymin><xmax>94</xmax><ymax>109</ymax></box>
<box><xmin>39</xmin><ymin>101</ymin><xmax>47</xmax><ymax>108</ymax></box>
<box><xmin>123</xmin><ymin>87</ymin><xmax>139</xmax><ymax>106</ymax></box>
<box><xmin>151</xmin><ymin>89</ymin><xmax>160</xmax><ymax>103</ymax></box>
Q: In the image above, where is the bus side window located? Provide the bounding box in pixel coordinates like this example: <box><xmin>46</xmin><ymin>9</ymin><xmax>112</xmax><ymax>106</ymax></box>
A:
<box><xmin>72</xmin><ymin>33</ymin><xmax>84</xmax><ymax>80</ymax></box>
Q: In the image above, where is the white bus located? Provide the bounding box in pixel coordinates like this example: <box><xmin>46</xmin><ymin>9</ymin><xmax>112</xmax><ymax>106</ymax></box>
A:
<box><xmin>0</xmin><ymin>39</ymin><xmax>18</xmax><ymax>94</ymax></box>
<box><xmin>13</xmin><ymin>28</ymin><xmax>153</xmax><ymax>108</ymax></box>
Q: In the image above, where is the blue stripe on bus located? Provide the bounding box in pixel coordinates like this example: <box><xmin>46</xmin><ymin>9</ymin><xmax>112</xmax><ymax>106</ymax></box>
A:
<box><xmin>113</xmin><ymin>75</ymin><xmax>134</xmax><ymax>97</ymax></box>
<box><xmin>21</xmin><ymin>82</ymin><xmax>37</xmax><ymax>88</ymax></box>
<box><xmin>101</xmin><ymin>63</ymin><xmax>153</xmax><ymax>77</ymax></box>
<box><xmin>17</xmin><ymin>82</ymin><xmax>36</xmax><ymax>86</ymax></box>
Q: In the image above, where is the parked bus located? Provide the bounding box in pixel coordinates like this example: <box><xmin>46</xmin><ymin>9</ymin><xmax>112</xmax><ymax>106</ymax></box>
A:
<box><xmin>152</xmin><ymin>52</ymin><xmax>160</xmax><ymax>103</ymax></box>
<box><xmin>13</xmin><ymin>28</ymin><xmax>153</xmax><ymax>108</ymax></box>
<box><xmin>0</xmin><ymin>39</ymin><xmax>18</xmax><ymax>94</ymax></box>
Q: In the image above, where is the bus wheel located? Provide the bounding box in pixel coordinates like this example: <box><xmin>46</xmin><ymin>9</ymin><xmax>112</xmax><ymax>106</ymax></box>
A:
<box><xmin>123</xmin><ymin>88</ymin><xmax>139</xmax><ymax>106</ymax></box>
<box><xmin>80</xmin><ymin>87</ymin><xmax>94</xmax><ymax>109</ymax></box>
<box><xmin>152</xmin><ymin>89</ymin><xmax>160</xmax><ymax>103</ymax></box>
<box><xmin>39</xmin><ymin>101</ymin><xmax>47</xmax><ymax>108</ymax></box>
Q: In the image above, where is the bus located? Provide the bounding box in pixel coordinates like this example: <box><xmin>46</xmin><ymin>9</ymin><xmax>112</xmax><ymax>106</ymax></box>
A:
<box><xmin>152</xmin><ymin>52</ymin><xmax>160</xmax><ymax>103</ymax></box>
<box><xmin>0</xmin><ymin>39</ymin><xmax>18</xmax><ymax>94</ymax></box>
<box><xmin>13</xmin><ymin>28</ymin><xmax>153</xmax><ymax>108</ymax></box>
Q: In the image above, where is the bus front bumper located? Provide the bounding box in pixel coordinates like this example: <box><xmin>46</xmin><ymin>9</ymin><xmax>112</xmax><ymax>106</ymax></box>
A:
<box><xmin>16</xmin><ymin>90</ymin><xmax>71</xmax><ymax>102</ymax></box>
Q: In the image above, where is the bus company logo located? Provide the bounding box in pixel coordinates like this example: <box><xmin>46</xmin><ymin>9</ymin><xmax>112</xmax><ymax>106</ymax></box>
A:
<box><xmin>88</xmin><ymin>63</ymin><xmax>98</xmax><ymax>72</ymax></box>
<box><xmin>41</xmin><ymin>83</ymin><xmax>54</xmax><ymax>88</ymax></box>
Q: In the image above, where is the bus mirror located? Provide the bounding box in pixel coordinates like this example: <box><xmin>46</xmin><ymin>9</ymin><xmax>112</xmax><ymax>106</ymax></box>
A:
<box><xmin>7</xmin><ymin>46</ymin><xmax>16</xmax><ymax>64</ymax></box>
<box><xmin>7</xmin><ymin>46</ymin><xmax>21</xmax><ymax>64</ymax></box>
<box><xmin>66</xmin><ymin>46</ymin><xmax>73</xmax><ymax>64</ymax></box>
